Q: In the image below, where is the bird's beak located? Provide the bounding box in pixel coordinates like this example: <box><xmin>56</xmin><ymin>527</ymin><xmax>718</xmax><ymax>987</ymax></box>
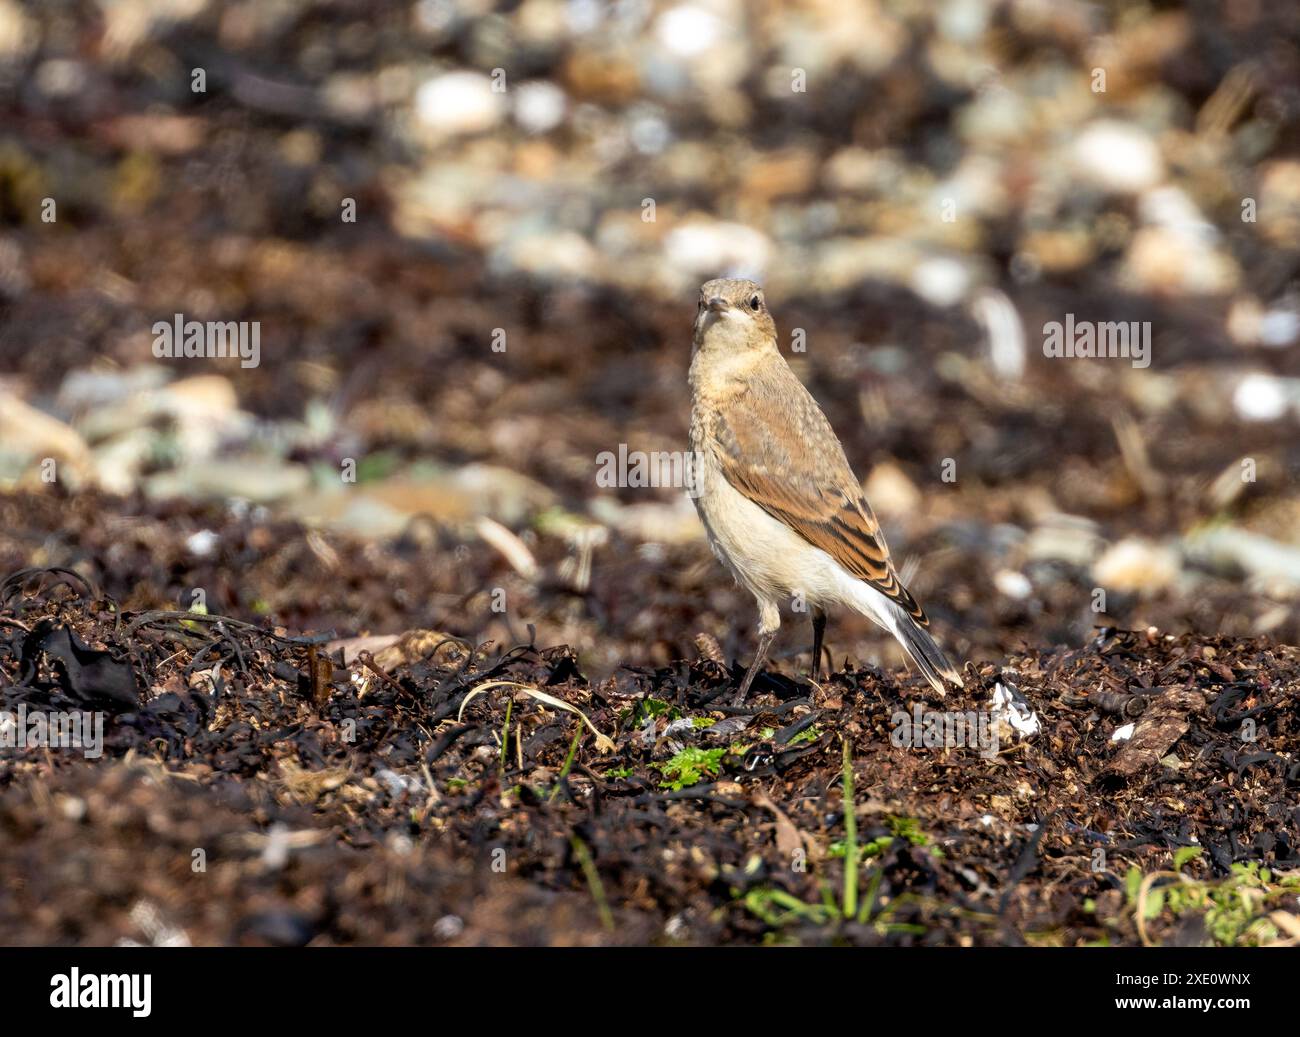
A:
<box><xmin>707</xmin><ymin>296</ymin><xmax>728</xmax><ymax>313</ymax></box>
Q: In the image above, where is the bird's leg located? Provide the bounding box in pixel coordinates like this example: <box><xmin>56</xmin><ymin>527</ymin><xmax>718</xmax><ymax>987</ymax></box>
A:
<box><xmin>734</xmin><ymin>631</ymin><xmax>776</xmax><ymax>705</ymax></box>
<box><xmin>734</xmin><ymin>600</ymin><xmax>780</xmax><ymax>705</ymax></box>
<box><xmin>810</xmin><ymin>606</ymin><xmax>827</xmax><ymax>682</ymax></box>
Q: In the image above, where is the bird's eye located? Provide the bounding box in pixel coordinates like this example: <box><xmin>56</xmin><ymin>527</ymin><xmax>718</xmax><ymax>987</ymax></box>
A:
<box><xmin>749</xmin><ymin>295</ymin><xmax>761</xmax><ymax>311</ymax></box>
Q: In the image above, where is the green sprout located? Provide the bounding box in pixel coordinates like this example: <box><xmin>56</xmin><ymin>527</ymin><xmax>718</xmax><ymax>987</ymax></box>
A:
<box><xmin>657</xmin><ymin>747</ymin><xmax>726</xmax><ymax>790</ymax></box>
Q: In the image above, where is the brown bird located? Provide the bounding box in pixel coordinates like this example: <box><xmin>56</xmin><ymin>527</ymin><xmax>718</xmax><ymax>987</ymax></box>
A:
<box><xmin>687</xmin><ymin>277</ymin><xmax>962</xmax><ymax>703</ymax></box>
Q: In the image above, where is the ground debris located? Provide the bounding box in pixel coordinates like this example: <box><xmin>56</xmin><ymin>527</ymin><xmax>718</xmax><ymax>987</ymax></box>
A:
<box><xmin>1102</xmin><ymin>688</ymin><xmax>1205</xmax><ymax>781</ymax></box>
<box><xmin>1</xmin><ymin>548</ymin><xmax>1296</xmax><ymax>945</ymax></box>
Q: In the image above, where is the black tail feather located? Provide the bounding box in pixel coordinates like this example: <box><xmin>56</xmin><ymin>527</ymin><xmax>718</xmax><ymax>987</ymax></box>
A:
<box><xmin>888</xmin><ymin>605</ymin><xmax>962</xmax><ymax>694</ymax></box>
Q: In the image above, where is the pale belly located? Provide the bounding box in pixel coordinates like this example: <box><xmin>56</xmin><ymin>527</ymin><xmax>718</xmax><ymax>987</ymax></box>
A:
<box><xmin>691</xmin><ymin>451</ymin><xmax>860</xmax><ymax>611</ymax></box>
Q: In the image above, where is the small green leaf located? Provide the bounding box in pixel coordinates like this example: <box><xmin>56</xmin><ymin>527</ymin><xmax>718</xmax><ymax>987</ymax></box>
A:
<box><xmin>1173</xmin><ymin>846</ymin><xmax>1203</xmax><ymax>871</ymax></box>
<box><xmin>657</xmin><ymin>747</ymin><xmax>726</xmax><ymax>790</ymax></box>
<box><xmin>1124</xmin><ymin>866</ymin><xmax>1142</xmax><ymax>905</ymax></box>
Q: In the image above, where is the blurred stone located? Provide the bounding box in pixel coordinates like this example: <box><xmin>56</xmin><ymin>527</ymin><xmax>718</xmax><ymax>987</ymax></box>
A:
<box><xmin>771</xmin><ymin>0</ymin><xmax>904</xmax><ymax>77</ymax></box>
<box><xmin>100</xmin><ymin>0</ymin><xmax>207</xmax><ymax>60</ymax></box>
<box><xmin>655</xmin><ymin>5</ymin><xmax>722</xmax><ymax>60</ymax></box>
<box><xmin>956</xmin><ymin>84</ymin><xmax>1033</xmax><ymax>143</ymax></box>
<box><xmin>146</xmin><ymin>458</ymin><xmax>312</xmax><ymax>504</ymax></box>
<box><xmin>910</xmin><ymin>255</ymin><xmax>974</xmax><ymax>307</ymax></box>
<box><xmin>514</xmin><ymin>0</ymin><xmax>567</xmax><ymax>46</ymax></box>
<box><xmin>1228</xmin><ymin>296</ymin><xmax>1300</xmax><ymax>349</ymax></box>
<box><xmin>0</xmin><ymin>237</ymin><xmax>28</xmax><ymax>296</ymax></box>
<box><xmin>628</xmin><ymin>105</ymin><xmax>671</xmax><ymax>154</ymax></box>
<box><xmin>561</xmin><ymin>49</ymin><xmax>640</xmax><ymax>104</ymax></box>
<box><xmin>740</xmin><ymin>150</ymin><xmax>816</xmax><ymax>204</ymax></box>
<box><xmin>513</xmin><ymin>80</ymin><xmax>567</xmax><ymax>134</ymax></box>
<box><xmin>498</xmin><ymin>229</ymin><xmax>598</xmax><ymax>280</ymax></box>
<box><xmin>664</xmin><ymin>220</ymin><xmax>772</xmax><ymax>280</ymax></box>
<box><xmin>1089</xmin><ymin>11</ymin><xmax>1190</xmax><ymax>95</ymax></box>
<box><xmin>288</xmin><ymin>463</ymin><xmax>554</xmax><ymax>538</ymax></box>
<box><xmin>1093</xmin><ymin>538</ymin><xmax>1181</xmax><ymax>594</ymax></box>
<box><xmin>323</xmin><ymin>72</ymin><xmax>377</xmax><ymax>122</ymax></box>
<box><xmin>936</xmin><ymin>154</ymin><xmax>1010</xmax><ymax>220</ymax></box>
<box><xmin>414</xmin><ymin>71</ymin><xmax>505</xmax><ymax>138</ymax></box>
<box><xmin>1121</xmin><ymin>226</ymin><xmax>1238</xmax><ymax>295</ymax></box>
<box><xmin>1019</xmin><ymin>230</ymin><xmax>1092</xmax><ymax>274</ymax></box>
<box><xmin>862</xmin><ymin>461</ymin><xmax>921</xmax><ymax>517</ymax></box>
<box><xmin>589</xmin><ymin>495</ymin><xmax>703</xmax><ymax>545</ymax></box>
<box><xmin>290</xmin><ymin>491</ymin><xmax>416</xmax><ymax>539</ymax></box>
<box><xmin>0</xmin><ymin>0</ymin><xmax>37</xmax><ymax>62</ymax></box>
<box><xmin>186</xmin><ymin>529</ymin><xmax>219</xmax><ymax>557</ymax></box>
<box><xmin>1138</xmin><ymin>186</ymin><xmax>1218</xmax><ymax>244</ymax></box>
<box><xmin>993</xmin><ymin>569</ymin><xmax>1032</xmax><ymax>600</ymax></box>
<box><xmin>91</xmin><ymin>427</ymin><xmax>156</xmax><ymax>495</ymax></box>
<box><xmin>57</xmin><ymin>366</ymin><xmax>169</xmax><ymax>413</ymax></box>
<box><xmin>824</xmin><ymin>148</ymin><xmax>905</xmax><ymax>195</ymax></box>
<box><xmin>35</xmin><ymin>58</ymin><xmax>87</xmax><ymax>98</ymax></box>
<box><xmin>1025</xmin><ymin>514</ymin><xmax>1102</xmax><ymax>567</ymax></box>
<box><xmin>0</xmin><ymin>390</ymin><xmax>93</xmax><ymax>488</ymax></box>
<box><xmin>450</xmin><ymin>464</ymin><xmax>555</xmax><ymax>524</ymax></box>
<box><xmin>1232</xmin><ymin>373</ymin><xmax>1294</xmax><ymax>422</ymax></box>
<box><xmin>1259</xmin><ymin>306</ymin><xmax>1300</xmax><ymax>348</ymax></box>
<box><xmin>73</xmin><ymin>373</ymin><xmax>245</xmax><ymax>464</ymax></box>
<box><xmin>1257</xmin><ymin>160</ymin><xmax>1300</xmax><ymax>246</ymax></box>
<box><xmin>1070</xmin><ymin>121</ymin><xmax>1164</xmax><ymax>194</ymax></box>
<box><xmin>937</xmin><ymin>0</ymin><xmax>991</xmax><ymax>42</ymax></box>
<box><xmin>1227</xmin><ymin>296</ymin><xmax>1266</xmax><ymax>347</ymax></box>
<box><xmin>816</xmin><ymin>237</ymin><xmax>912</xmax><ymax>292</ymax></box>
<box><xmin>162</xmin><ymin>374</ymin><xmax>239</xmax><ymax>419</ymax></box>
<box><xmin>1185</xmin><ymin>527</ymin><xmax>1300</xmax><ymax>596</ymax></box>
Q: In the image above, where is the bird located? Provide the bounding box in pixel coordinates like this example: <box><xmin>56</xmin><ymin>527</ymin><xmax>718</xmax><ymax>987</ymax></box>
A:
<box><xmin>687</xmin><ymin>277</ymin><xmax>963</xmax><ymax>703</ymax></box>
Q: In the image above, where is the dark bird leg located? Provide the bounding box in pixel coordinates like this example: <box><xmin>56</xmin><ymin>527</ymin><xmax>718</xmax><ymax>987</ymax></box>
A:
<box><xmin>810</xmin><ymin>607</ymin><xmax>827</xmax><ymax>681</ymax></box>
<box><xmin>734</xmin><ymin>629</ymin><xmax>777</xmax><ymax>705</ymax></box>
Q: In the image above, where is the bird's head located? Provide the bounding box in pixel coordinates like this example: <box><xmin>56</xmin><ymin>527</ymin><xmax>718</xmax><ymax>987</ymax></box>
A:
<box><xmin>692</xmin><ymin>278</ymin><xmax>777</xmax><ymax>354</ymax></box>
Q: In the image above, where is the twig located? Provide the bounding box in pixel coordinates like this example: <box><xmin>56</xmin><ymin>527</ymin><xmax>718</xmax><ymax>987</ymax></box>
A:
<box><xmin>357</xmin><ymin>650</ymin><xmax>406</xmax><ymax>695</ymax></box>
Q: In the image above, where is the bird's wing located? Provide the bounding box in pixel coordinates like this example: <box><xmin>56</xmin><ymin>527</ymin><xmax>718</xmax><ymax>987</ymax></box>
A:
<box><xmin>710</xmin><ymin>377</ymin><xmax>929</xmax><ymax>625</ymax></box>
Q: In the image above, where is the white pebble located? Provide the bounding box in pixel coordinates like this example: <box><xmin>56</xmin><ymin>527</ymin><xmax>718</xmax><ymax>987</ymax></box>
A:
<box><xmin>414</xmin><ymin>71</ymin><xmax>504</xmax><ymax>137</ymax></box>
<box><xmin>655</xmin><ymin>5</ymin><xmax>722</xmax><ymax>58</ymax></box>
<box><xmin>1071</xmin><ymin>121</ymin><xmax>1164</xmax><ymax>194</ymax></box>
<box><xmin>513</xmin><ymin>80</ymin><xmax>567</xmax><ymax>134</ymax></box>
<box><xmin>185</xmin><ymin>529</ymin><xmax>219</xmax><ymax>557</ymax></box>
<box><xmin>1233</xmin><ymin>373</ymin><xmax>1289</xmax><ymax>422</ymax></box>
<box><xmin>993</xmin><ymin>569</ymin><xmax>1032</xmax><ymax>600</ymax></box>
<box><xmin>910</xmin><ymin>256</ymin><xmax>971</xmax><ymax>308</ymax></box>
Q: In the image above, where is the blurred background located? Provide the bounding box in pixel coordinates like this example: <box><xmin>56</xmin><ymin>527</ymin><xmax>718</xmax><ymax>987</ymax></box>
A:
<box><xmin>1</xmin><ymin>0</ymin><xmax>1298</xmax><ymax>678</ymax></box>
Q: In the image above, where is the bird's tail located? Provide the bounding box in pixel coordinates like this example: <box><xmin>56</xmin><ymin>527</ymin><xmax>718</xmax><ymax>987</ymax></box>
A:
<box><xmin>841</xmin><ymin>579</ymin><xmax>963</xmax><ymax>695</ymax></box>
<box><xmin>884</xmin><ymin>602</ymin><xmax>963</xmax><ymax>696</ymax></box>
